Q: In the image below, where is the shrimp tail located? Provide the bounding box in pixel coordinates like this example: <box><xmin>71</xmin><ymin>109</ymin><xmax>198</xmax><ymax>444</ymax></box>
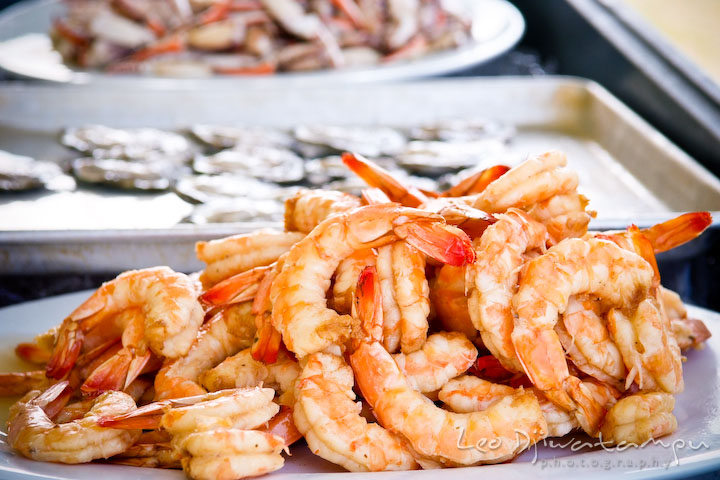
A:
<box><xmin>442</xmin><ymin>165</ymin><xmax>511</xmax><ymax>197</ymax></box>
<box><xmin>641</xmin><ymin>211</ymin><xmax>712</xmax><ymax>253</ymax></box>
<box><xmin>0</xmin><ymin>370</ymin><xmax>49</xmax><ymax>397</ymax></box>
<box><xmin>258</xmin><ymin>405</ymin><xmax>303</xmax><ymax>446</ymax></box>
<box><xmin>352</xmin><ymin>266</ymin><xmax>383</xmax><ymax>345</ymax></box>
<box><xmin>15</xmin><ymin>342</ymin><xmax>51</xmax><ymax>365</ymax></box>
<box><xmin>98</xmin><ymin>400</ymin><xmax>169</xmax><ymax>429</ymax></box>
<box><xmin>200</xmin><ymin>265</ymin><xmax>269</xmax><ymax>306</ymax></box>
<box><xmin>396</xmin><ymin>221</ymin><xmax>475</xmax><ymax>267</ymax></box>
<box><xmin>81</xmin><ymin>348</ymin><xmax>133</xmax><ymax>396</ymax></box>
<box><xmin>125</xmin><ymin>350</ymin><xmax>153</xmax><ymax>389</ymax></box>
<box><xmin>46</xmin><ymin>323</ymin><xmax>84</xmax><ymax>379</ymax></box>
<box><xmin>35</xmin><ymin>380</ymin><xmax>74</xmax><ymax>419</ymax></box>
<box><xmin>469</xmin><ymin>355</ymin><xmax>515</xmax><ymax>382</ymax></box>
<box><xmin>252</xmin><ymin>321</ymin><xmax>282</xmax><ymax>363</ymax></box>
<box><xmin>342</xmin><ymin>152</ymin><xmax>428</xmax><ymax>207</ymax></box>
<box><xmin>361</xmin><ymin>187</ymin><xmax>392</xmax><ymax>205</ymax></box>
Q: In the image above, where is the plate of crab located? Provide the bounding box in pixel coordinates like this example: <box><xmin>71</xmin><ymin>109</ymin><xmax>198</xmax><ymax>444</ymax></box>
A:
<box><xmin>1</xmin><ymin>150</ymin><xmax>719</xmax><ymax>480</ymax></box>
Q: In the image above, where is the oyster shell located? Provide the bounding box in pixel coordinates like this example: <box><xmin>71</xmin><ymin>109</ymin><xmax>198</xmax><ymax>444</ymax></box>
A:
<box><xmin>193</xmin><ymin>145</ymin><xmax>304</xmax><ymax>183</ymax></box>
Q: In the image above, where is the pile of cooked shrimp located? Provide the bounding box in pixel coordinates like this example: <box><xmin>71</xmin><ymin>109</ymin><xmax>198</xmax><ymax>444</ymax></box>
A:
<box><xmin>51</xmin><ymin>0</ymin><xmax>472</xmax><ymax>75</ymax></box>
<box><xmin>1</xmin><ymin>150</ymin><xmax>713</xmax><ymax>479</ymax></box>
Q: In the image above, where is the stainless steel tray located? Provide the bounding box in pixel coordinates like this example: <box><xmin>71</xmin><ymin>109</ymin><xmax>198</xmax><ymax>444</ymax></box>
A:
<box><xmin>1</xmin><ymin>76</ymin><xmax>719</xmax><ymax>273</ymax></box>
<box><xmin>0</xmin><ymin>0</ymin><xmax>524</xmax><ymax>85</ymax></box>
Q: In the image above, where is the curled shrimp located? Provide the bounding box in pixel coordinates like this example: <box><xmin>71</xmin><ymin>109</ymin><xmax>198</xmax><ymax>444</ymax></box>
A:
<box><xmin>99</xmin><ymin>387</ymin><xmax>279</xmax><ymax>434</ymax></box>
<box><xmin>525</xmin><ymin>192</ymin><xmax>593</xmax><ymax>242</ymax></box>
<box><xmin>439</xmin><ymin>375</ymin><xmax>579</xmax><ymax>437</ymax></box>
<box><xmin>467</xmin><ymin>208</ymin><xmax>548</xmax><ymax>373</ymax></box>
<box><xmin>196</xmin><ymin>229</ymin><xmax>304</xmax><ymax>287</ymax></box>
<box><xmin>607</xmin><ymin>298</ymin><xmax>683</xmax><ymax>393</ymax></box>
<box><xmin>270</xmin><ymin>203</ymin><xmax>474</xmax><ymax>357</ymax></box>
<box><xmin>8</xmin><ymin>381</ymin><xmax>141</xmax><ymax>464</ymax></box>
<box><xmin>511</xmin><ymin>237</ymin><xmax>674</xmax><ymax>434</ymax></box>
<box><xmin>293</xmin><ymin>351</ymin><xmax>419</xmax><ymax>471</ymax></box>
<box><xmin>556</xmin><ymin>296</ymin><xmax>627</xmax><ymax>389</ymax></box>
<box><xmin>46</xmin><ymin>267</ymin><xmax>204</xmax><ymax>396</ymax></box>
<box><xmin>393</xmin><ymin>332</ymin><xmax>477</xmax><ymax>393</ymax></box>
<box><xmin>351</xmin><ymin>342</ymin><xmax>547</xmax><ymax>466</ymax></box>
<box><xmin>199</xmin><ymin>347</ymin><xmax>300</xmax><ymax>406</ymax></box>
<box><xmin>284</xmin><ymin>188</ymin><xmax>362</xmax><ymax>233</ymax></box>
<box><xmin>470</xmin><ymin>150</ymin><xmax>579</xmax><ymax>213</ymax></box>
<box><xmin>176</xmin><ymin>428</ymin><xmax>286</xmax><ymax>480</ymax></box>
<box><xmin>660</xmin><ymin>286</ymin><xmax>711</xmax><ymax>350</ymax></box>
<box><xmin>154</xmin><ymin>301</ymin><xmax>257</xmax><ymax>400</ymax></box>
<box><xmin>599</xmin><ymin>392</ymin><xmax>677</xmax><ymax>445</ymax></box>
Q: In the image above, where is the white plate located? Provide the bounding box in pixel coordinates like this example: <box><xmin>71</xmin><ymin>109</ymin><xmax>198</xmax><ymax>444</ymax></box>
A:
<box><xmin>1</xmin><ymin>290</ymin><xmax>719</xmax><ymax>479</ymax></box>
<box><xmin>0</xmin><ymin>0</ymin><xmax>524</xmax><ymax>85</ymax></box>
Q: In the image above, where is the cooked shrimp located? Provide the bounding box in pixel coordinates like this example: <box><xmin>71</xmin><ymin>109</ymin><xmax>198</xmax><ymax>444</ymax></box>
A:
<box><xmin>467</xmin><ymin>208</ymin><xmax>548</xmax><ymax>373</ymax></box>
<box><xmin>391</xmin><ymin>241</ymin><xmax>431</xmax><ymax>353</ymax></box>
<box><xmin>438</xmin><ymin>376</ymin><xmax>578</xmax><ymax>437</ymax></box>
<box><xmin>15</xmin><ymin>327</ymin><xmax>57</xmax><ymax>365</ymax></box>
<box><xmin>258</xmin><ymin>405</ymin><xmax>303</xmax><ymax>446</ymax></box>
<box><xmin>470</xmin><ymin>151</ymin><xmax>579</xmax><ymax>213</ymax></box>
<box><xmin>46</xmin><ymin>267</ymin><xmax>204</xmax><ymax>396</ymax></box>
<box><xmin>200</xmin><ymin>264</ymin><xmax>271</xmax><ymax>306</ymax></box>
<box><xmin>332</xmin><ymin>248</ymin><xmax>376</xmax><ymax>314</ymax></box>
<box><xmin>525</xmin><ymin>192</ymin><xmax>593</xmax><ymax>242</ymax></box>
<box><xmin>556</xmin><ymin>296</ymin><xmax>626</xmax><ymax>389</ymax></box>
<box><xmin>99</xmin><ymin>387</ymin><xmax>278</xmax><ymax>433</ymax></box>
<box><xmin>393</xmin><ymin>332</ymin><xmax>477</xmax><ymax>393</ymax></box>
<box><xmin>350</xmin><ymin>342</ymin><xmax>547</xmax><ymax>466</ymax></box>
<box><xmin>250</xmin><ymin>257</ymin><xmax>286</xmax><ymax>364</ymax></box>
<box><xmin>599</xmin><ymin>392</ymin><xmax>677</xmax><ymax>445</ymax></box>
<box><xmin>196</xmin><ymin>229</ymin><xmax>304</xmax><ymax>287</ymax></box>
<box><xmin>511</xmin><ymin>237</ymin><xmax>665</xmax><ymax>434</ymax></box>
<box><xmin>199</xmin><ymin>348</ymin><xmax>300</xmax><ymax>406</ymax></box>
<box><xmin>607</xmin><ymin>298</ymin><xmax>683</xmax><ymax>393</ymax></box>
<box><xmin>154</xmin><ymin>302</ymin><xmax>257</xmax><ymax>400</ymax></box>
<box><xmin>430</xmin><ymin>264</ymin><xmax>478</xmax><ymax>342</ymax></box>
<box><xmin>270</xmin><ymin>204</ymin><xmax>474</xmax><ymax>357</ymax></box>
<box><xmin>293</xmin><ymin>351</ymin><xmax>419</xmax><ymax>471</ymax></box>
<box><xmin>660</xmin><ymin>286</ymin><xmax>711</xmax><ymax>350</ymax></box>
<box><xmin>8</xmin><ymin>381</ymin><xmax>141</xmax><ymax>464</ymax></box>
<box><xmin>284</xmin><ymin>188</ymin><xmax>361</xmax><ymax>233</ymax></box>
<box><xmin>111</xmin><ymin>441</ymin><xmax>182</xmax><ymax>468</ymax></box>
<box><xmin>376</xmin><ymin>244</ymin><xmax>402</xmax><ymax>352</ymax></box>
<box><xmin>176</xmin><ymin>429</ymin><xmax>286</xmax><ymax>480</ymax></box>
<box><xmin>0</xmin><ymin>370</ymin><xmax>49</xmax><ymax>397</ymax></box>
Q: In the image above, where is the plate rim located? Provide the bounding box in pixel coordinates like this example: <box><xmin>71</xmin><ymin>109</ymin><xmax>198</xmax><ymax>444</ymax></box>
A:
<box><xmin>0</xmin><ymin>293</ymin><xmax>718</xmax><ymax>479</ymax></box>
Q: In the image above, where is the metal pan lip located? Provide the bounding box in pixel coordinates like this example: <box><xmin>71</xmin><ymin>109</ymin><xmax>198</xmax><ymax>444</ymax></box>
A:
<box><xmin>0</xmin><ymin>0</ymin><xmax>524</xmax><ymax>86</ymax></box>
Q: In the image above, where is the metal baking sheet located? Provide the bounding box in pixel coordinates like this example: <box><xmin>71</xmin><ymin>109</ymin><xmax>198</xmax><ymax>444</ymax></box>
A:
<box><xmin>0</xmin><ymin>0</ymin><xmax>524</xmax><ymax>85</ymax></box>
<box><xmin>0</xmin><ymin>76</ymin><xmax>719</xmax><ymax>273</ymax></box>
